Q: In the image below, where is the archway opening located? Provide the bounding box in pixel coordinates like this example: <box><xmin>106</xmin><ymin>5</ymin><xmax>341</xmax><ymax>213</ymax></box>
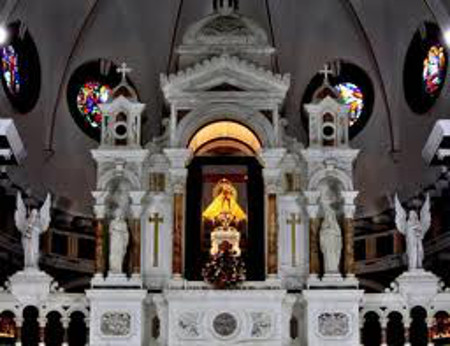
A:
<box><xmin>188</xmin><ymin>120</ymin><xmax>262</xmax><ymax>156</ymax></box>
<box><xmin>185</xmin><ymin>120</ymin><xmax>265</xmax><ymax>282</ymax></box>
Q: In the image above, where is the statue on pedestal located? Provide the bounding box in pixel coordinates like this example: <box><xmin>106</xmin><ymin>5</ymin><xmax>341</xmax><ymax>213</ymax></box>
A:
<box><xmin>395</xmin><ymin>194</ymin><xmax>431</xmax><ymax>271</ymax></box>
<box><xmin>108</xmin><ymin>207</ymin><xmax>129</xmax><ymax>274</ymax></box>
<box><xmin>319</xmin><ymin>199</ymin><xmax>342</xmax><ymax>274</ymax></box>
<box><xmin>203</xmin><ymin>178</ymin><xmax>246</xmax><ymax>256</ymax></box>
<box><xmin>14</xmin><ymin>192</ymin><xmax>51</xmax><ymax>270</ymax></box>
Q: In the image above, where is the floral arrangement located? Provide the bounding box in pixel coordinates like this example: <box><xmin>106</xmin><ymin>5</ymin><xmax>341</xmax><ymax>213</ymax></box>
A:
<box><xmin>202</xmin><ymin>242</ymin><xmax>246</xmax><ymax>289</ymax></box>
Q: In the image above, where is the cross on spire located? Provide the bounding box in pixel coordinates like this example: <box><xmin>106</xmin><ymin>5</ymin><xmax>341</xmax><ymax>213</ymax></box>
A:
<box><xmin>117</xmin><ymin>62</ymin><xmax>132</xmax><ymax>82</ymax></box>
<box><xmin>319</xmin><ymin>63</ymin><xmax>334</xmax><ymax>84</ymax></box>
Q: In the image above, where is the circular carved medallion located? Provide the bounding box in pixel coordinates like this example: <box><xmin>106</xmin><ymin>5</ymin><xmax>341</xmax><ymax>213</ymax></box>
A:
<box><xmin>212</xmin><ymin>312</ymin><xmax>237</xmax><ymax>337</ymax></box>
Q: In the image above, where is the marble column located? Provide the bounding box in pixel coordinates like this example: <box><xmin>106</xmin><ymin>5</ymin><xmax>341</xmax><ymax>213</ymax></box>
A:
<box><xmin>342</xmin><ymin>192</ymin><xmax>358</xmax><ymax>276</ymax></box>
<box><xmin>129</xmin><ymin>192</ymin><xmax>145</xmax><ymax>276</ymax></box>
<box><xmin>172</xmin><ymin>192</ymin><xmax>184</xmax><ymax>276</ymax></box>
<box><xmin>14</xmin><ymin>317</ymin><xmax>22</xmax><ymax>346</ymax></box>
<box><xmin>343</xmin><ymin>218</ymin><xmax>355</xmax><ymax>274</ymax></box>
<box><xmin>38</xmin><ymin>317</ymin><xmax>46</xmax><ymax>346</ymax></box>
<box><xmin>93</xmin><ymin>204</ymin><xmax>106</xmax><ymax>276</ymax></box>
<box><xmin>380</xmin><ymin>316</ymin><xmax>388</xmax><ymax>346</ymax></box>
<box><xmin>404</xmin><ymin>318</ymin><xmax>411</xmax><ymax>346</ymax></box>
<box><xmin>267</xmin><ymin>193</ymin><xmax>278</xmax><ymax>275</ymax></box>
<box><xmin>62</xmin><ymin>317</ymin><xmax>69</xmax><ymax>346</ymax></box>
<box><xmin>131</xmin><ymin>219</ymin><xmax>141</xmax><ymax>274</ymax></box>
<box><xmin>308</xmin><ymin>213</ymin><xmax>320</xmax><ymax>275</ymax></box>
<box><xmin>94</xmin><ymin>219</ymin><xmax>105</xmax><ymax>275</ymax></box>
<box><xmin>164</xmin><ymin>148</ymin><xmax>192</xmax><ymax>279</ymax></box>
<box><xmin>427</xmin><ymin>316</ymin><xmax>434</xmax><ymax>346</ymax></box>
<box><xmin>260</xmin><ymin>148</ymin><xmax>286</xmax><ymax>278</ymax></box>
<box><xmin>305</xmin><ymin>191</ymin><xmax>321</xmax><ymax>276</ymax></box>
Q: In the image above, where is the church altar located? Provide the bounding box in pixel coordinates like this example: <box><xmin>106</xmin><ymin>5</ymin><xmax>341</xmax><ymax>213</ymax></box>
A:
<box><xmin>0</xmin><ymin>1</ymin><xmax>449</xmax><ymax>346</ymax></box>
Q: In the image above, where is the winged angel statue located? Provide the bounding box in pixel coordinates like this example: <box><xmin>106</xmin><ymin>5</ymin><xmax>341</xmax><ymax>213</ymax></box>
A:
<box><xmin>394</xmin><ymin>194</ymin><xmax>431</xmax><ymax>271</ymax></box>
<box><xmin>15</xmin><ymin>192</ymin><xmax>51</xmax><ymax>270</ymax></box>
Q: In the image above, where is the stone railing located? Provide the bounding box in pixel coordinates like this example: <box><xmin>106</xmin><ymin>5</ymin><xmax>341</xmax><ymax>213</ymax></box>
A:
<box><xmin>360</xmin><ymin>270</ymin><xmax>450</xmax><ymax>345</ymax></box>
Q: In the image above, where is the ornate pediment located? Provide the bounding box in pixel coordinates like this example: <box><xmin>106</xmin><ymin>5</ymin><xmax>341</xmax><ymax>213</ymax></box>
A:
<box><xmin>161</xmin><ymin>55</ymin><xmax>290</xmax><ymax>105</ymax></box>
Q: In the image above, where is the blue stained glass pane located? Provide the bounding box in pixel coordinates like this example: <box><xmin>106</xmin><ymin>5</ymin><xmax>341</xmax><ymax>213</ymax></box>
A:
<box><xmin>1</xmin><ymin>45</ymin><xmax>20</xmax><ymax>94</ymax></box>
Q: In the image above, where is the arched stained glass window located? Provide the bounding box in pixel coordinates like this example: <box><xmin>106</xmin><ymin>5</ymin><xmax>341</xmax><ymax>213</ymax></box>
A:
<box><xmin>335</xmin><ymin>82</ymin><xmax>364</xmax><ymax>126</ymax></box>
<box><xmin>423</xmin><ymin>44</ymin><xmax>446</xmax><ymax>95</ymax></box>
<box><xmin>76</xmin><ymin>81</ymin><xmax>112</xmax><ymax>129</ymax></box>
<box><xmin>404</xmin><ymin>22</ymin><xmax>448</xmax><ymax>114</ymax></box>
<box><xmin>0</xmin><ymin>21</ymin><xmax>40</xmax><ymax>113</ymax></box>
<box><xmin>1</xmin><ymin>45</ymin><xmax>20</xmax><ymax>94</ymax></box>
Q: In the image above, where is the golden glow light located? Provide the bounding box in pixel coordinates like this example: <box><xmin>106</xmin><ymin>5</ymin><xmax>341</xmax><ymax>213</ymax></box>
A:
<box><xmin>189</xmin><ymin>121</ymin><xmax>261</xmax><ymax>153</ymax></box>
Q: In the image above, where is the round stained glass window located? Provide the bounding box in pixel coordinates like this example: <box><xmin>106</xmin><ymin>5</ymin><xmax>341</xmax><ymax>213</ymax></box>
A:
<box><xmin>1</xmin><ymin>45</ymin><xmax>20</xmax><ymax>94</ymax></box>
<box><xmin>335</xmin><ymin>82</ymin><xmax>364</xmax><ymax>127</ymax></box>
<box><xmin>423</xmin><ymin>45</ymin><xmax>446</xmax><ymax>95</ymax></box>
<box><xmin>76</xmin><ymin>81</ymin><xmax>112</xmax><ymax>129</ymax></box>
<box><xmin>67</xmin><ymin>60</ymin><xmax>126</xmax><ymax>141</ymax></box>
<box><xmin>301</xmin><ymin>62</ymin><xmax>374</xmax><ymax>139</ymax></box>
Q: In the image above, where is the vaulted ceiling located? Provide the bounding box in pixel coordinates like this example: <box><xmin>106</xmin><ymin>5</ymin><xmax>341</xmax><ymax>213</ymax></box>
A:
<box><xmin>0</xmin><ymin>0</ymin><xmax>449</xmax><ymax>218</ymax></box>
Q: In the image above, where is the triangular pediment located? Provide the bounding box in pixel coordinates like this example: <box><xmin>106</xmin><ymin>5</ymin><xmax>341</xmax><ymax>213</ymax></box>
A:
<box><xmin>161</xmin><ymin>55</ymin><xmax>290</xmax><ymax>99</ymax></box>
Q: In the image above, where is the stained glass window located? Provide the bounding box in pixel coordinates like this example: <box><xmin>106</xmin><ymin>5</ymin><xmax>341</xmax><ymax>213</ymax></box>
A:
<box><xmin>76</xmin><ymin>81</ymin><xmax>112</xmax><ymax>129</ymax></box>
<box><xmin>335</xmin><ymin>82</ymin><xmax>364</xmax><ymax>126</ymax></box>
<box><xmin>423</xmin><ymin>45</ymin><xmax>446</xmax><ymax>95</ymax></box>
<box><xmin>0</xmin><ymin>45</ymin><xmax>20</xmax><ymax>94</ymax></box>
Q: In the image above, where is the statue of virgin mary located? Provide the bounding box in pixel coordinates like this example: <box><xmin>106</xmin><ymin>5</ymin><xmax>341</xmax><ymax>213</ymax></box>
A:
<box><xmin>319</xmin><ymin>199</ymin><xmax>343</xmax><ymax>274</ymax></box>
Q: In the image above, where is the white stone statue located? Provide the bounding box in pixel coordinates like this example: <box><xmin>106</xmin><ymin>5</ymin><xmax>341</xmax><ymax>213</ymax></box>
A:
<box><xmin>108</xmin><ymin>207</ymin><xmax>129</xmax><ymax>274</ymax></box>
<box><xmin>14</xmin><ymin>192</ymin><xmax>51</xmax><ymax>270</ymax></box>
<box><xmin>395</xmin><ymin>194</ymin><xmax>431</xmax><ymax>271</ymax></box>
<box><xmin>319</xmin><ymin>199</ymin><xmax>342</xmax><ymax>274</ymax></box>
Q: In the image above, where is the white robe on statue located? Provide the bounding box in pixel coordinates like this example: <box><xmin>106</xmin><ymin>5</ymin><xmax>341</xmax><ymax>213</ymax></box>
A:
<box><xmin>319</xmin><ymin>203</ymin><xmax>342</xmax><ymax>274</ymax></box>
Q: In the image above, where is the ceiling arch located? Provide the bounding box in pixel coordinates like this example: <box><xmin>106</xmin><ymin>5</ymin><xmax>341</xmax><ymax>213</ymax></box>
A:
<box><xmin>0</xmin><ymin>0</ymin><xmax>446</xmax><ymax>218</ymax></box>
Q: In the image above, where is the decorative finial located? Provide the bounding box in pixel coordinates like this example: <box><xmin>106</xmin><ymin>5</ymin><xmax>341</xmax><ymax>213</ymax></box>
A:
<box><xmin>319</xmin><ymin>63</ymin><xmax>333</xmax><ymax>85</ymax></box>
<box><xmin>117</xmin><ymin>62</ymin><xmax>132</xmax><ymax>82</ymax></box>
<box><xmin>213</xmin><ymin>0</ymin><xmax>239</xmax><ymax>14</ymax></box>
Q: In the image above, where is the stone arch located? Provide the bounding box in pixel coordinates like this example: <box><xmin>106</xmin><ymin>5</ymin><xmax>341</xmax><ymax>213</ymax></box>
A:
<box><xmin>308</xmin><ymin>167</ymin><xmax>354</xmax><ymax>192</ymax></box>
<box><xmin>66</xmin><ymin>307</ymin><xmax>89</xmax><ymax>319</ymax></box>
<box><xmin>175</xmin><ymin>103</ymin><xmax>276</xmax><ymax>149</ymax></box>
<box><xmin>98</xmin><ymin>170</ymin><xmax>140</xmax><ymax>192</ymax></box>
<box><xmin>188</xmin><ymin>120</ymin><xmax>262</xmax><ymax>155</ymax></box>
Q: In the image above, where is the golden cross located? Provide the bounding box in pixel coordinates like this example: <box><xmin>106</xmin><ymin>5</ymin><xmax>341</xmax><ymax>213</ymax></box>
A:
<box><xmin>149</xmin><ymin>213</ymin><xmax>164</xmax><ymax>267</ymax></box>
<box><xmin>287</xmin><ymin>213</ymin><xmax>301</xmax><ymax>267</ymax></box>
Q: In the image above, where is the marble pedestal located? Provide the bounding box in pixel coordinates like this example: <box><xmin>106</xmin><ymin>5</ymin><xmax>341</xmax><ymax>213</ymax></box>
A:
<box><xmin>303</xmin><ymin>288</ymin><xmax>363</xmax><ymax>346</ymax></box>
<box><xmin>86</xmin><ymin>288</ymin><xmax>147</xmax><ymax>346</ymax></box>
<box><xmin>395</xmin><ymin>269</ymin><xmax>441</xmax><ymax>306</ymax></box>
<box><xmin>9</xmin><ymin>269</ymin><xmax>54</xmax><ymax>305</ymax></box>
<box><xmin>160</xmin><ymin>289</ymin><xmax>293</xmax><ymax>346</ymax></box>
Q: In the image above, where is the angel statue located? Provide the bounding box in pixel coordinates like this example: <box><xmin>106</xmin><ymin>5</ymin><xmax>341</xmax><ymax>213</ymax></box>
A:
<box><xmin>395</xmin><ymin>194</ymin><xmax>431</xmax><ymax>271</ymax></box>
<box><xmin>15</xmin><ymin>192</ymin><xmax>51</xmax><ymax>270</ymax></box>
